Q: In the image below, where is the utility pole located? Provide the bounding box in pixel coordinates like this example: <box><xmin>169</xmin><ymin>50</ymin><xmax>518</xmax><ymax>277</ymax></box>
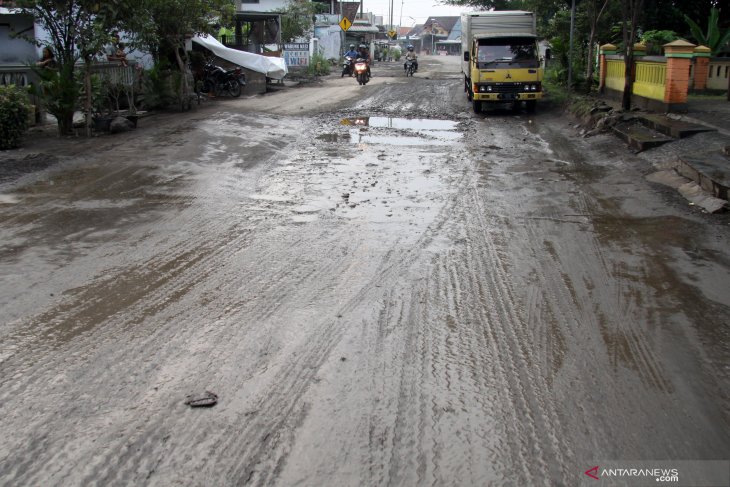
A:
<box><xmin>568</xmin><ymin>0</ymin><xmax>576</xmax><ymax>91</ymax></box>
<box><xmin>399</xmin><ymin>0</ymin><xmax>404</xmax><ymax>31</ymax></box>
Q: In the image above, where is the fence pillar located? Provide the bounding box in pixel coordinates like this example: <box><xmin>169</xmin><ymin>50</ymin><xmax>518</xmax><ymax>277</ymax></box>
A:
<box><xmin>633</xmin><ymin>43</ymin><xmax>646</xmax><ymax>58</ymax></box>
<box><xmin>663</xmin><ymin>40</ymin><xmax>695</xmax><ymax>107</ymax></box>
<box><xmin>692</xmin><ymin>45</ymin><xmax>711</xmax><ymax>91</ymax></box>
<box><xmin>599</xmin><ymin>43</ymin><xmax>617</xmax><ymax>93</ymax></box>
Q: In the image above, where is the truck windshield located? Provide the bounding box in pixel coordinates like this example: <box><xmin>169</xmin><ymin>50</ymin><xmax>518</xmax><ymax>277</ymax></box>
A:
<box><xmin>476</xmin><ymin>37</ymin><xmax>538</xmax><ymax>68</ymax></box>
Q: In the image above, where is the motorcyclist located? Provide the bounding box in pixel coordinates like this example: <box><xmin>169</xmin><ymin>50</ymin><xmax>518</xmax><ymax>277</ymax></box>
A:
<box><xmin>357</xmin><ymin>43</ymin><xmax>372</xmax><ymax>78</ymax></box>
<box><xmin>344</xmin><ymin>44</ymin><xmax>359</xmax><ymax>59</ymax></box>
<box><xmin>342</xmin><ymin>43</ymin><xmax>359</xmax><ymax>77</ymax></box>
<box><xmin>404</xmin><ymin>45</ymin><xmax>418</xmax><ymax>72</ymax></box>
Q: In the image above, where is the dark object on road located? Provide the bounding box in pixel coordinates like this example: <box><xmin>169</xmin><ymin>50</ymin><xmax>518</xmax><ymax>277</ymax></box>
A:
<box><xmin>110</xmin><ymin>116</ymin><xmax>135</xmax><ymax>134</ymax></box>
<box><xmin>185</xmin><ymin>391</ymin><xmax>218</xmax><ymax>408</ymax></box>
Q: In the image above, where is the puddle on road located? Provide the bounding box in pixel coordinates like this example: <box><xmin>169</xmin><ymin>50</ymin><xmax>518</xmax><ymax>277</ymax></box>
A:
<box><xmin>338</xmin><ymin>116</ymin><xmax>461</xmax><ymax>146</ymax></box>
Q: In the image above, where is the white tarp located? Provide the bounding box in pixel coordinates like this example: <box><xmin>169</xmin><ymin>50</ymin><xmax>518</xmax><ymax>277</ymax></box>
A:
<box><xmin>192</xmin><ymin>34</ymin><xmax>288</xmax><ymax>79</ymax></box>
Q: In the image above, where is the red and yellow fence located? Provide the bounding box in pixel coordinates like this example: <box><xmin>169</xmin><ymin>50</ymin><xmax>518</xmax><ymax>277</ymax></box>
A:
<box><xmin>598</xmin><ymin>41</ymin><xmax>724</xmax><ymax>112</ymax></box>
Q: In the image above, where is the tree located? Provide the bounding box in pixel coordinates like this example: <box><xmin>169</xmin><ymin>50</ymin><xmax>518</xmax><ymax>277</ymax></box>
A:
<box><xmin>277</xmin><ymin>0</ymin><xmax>328</xmax><ymax>43</ymax></box>
<box><xmin>684</xmin><ymin>8</ymin><xmax>730</xmax><ymax>56</ymax></box>
<box><xmin>132</xmin><ymin>0</ymin><xmax>234</xmax><ymax>110</ymax></box>
<box><xmin>583</xmin><ymin>0</ymin><xmax>611</xmax><ymax>93</ymax></box>
<box><xmin>442</xmin><ymin>0</ymin><xmax>525</xmax><ymax>9</ymax></box>
<box><xmin>16</xmin><ymin>0</ymin><xmax>128</xmax><ymax>134</ymax></box>
<box><xmin>620</xmin><ymin>0</ymin><xmax>644</xmax><ymax>109</ymax></box>
<box><xmin>641</xmin><ymin>0</ymin><xmax>726</xmax><ymax>37</ymax></box>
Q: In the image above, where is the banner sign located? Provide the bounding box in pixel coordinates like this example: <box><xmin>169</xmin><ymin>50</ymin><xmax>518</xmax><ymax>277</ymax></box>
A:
<box><xmin>283</xmin><ymin>43</ymin><xmax>310</xmax><ymax>67</ymax></box>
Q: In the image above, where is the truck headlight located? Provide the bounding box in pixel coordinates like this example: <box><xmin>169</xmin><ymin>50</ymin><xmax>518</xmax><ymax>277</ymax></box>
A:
<box><xmin>486</xmin><ymin>85</ymin><xmax>492</xmax><ymax>92</ymax></box>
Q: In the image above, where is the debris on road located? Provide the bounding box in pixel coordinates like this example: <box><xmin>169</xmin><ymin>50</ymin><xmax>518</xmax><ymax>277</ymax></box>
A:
<box><xmin>184</xmin><ymin>391</ymin><xmax>218</xmax><ymax>408</ymax></box>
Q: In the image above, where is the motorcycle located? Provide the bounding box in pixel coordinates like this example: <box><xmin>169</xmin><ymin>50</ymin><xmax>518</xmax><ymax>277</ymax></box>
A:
<box><xmin>354</xmin><ymin>58</ymin><xmax>370</xmax><ymax>86</ymax></box>
<box><xmin>404</xmin><ymin>59</ymin><xmax>416</xmax><ymax>77</ymax></box>
<box><xmin>341</xmin><ymin>56</ymin><xmax>354</xmax><ymax>77</ymax></box>
<box><xmin>200</xmin><ymin>62</ymin><xmax>246</xmax><ymax>97</ymax></box>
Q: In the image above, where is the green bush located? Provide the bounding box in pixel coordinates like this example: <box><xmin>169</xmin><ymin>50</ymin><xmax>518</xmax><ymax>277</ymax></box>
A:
<box><xmin>641</xmin><ymin>30</ymin><xmax>679</xmax><ymax>55</ymax></box>
<box><xmin>31</xmin><ymin>63</ymin><xmax>80</xmax><ymax>135</ymax></box>
<box><xmin>140</xmin><ymin>62</ymin><xmax>179</xmax><ymax>110</ymax></box>
<box><xmin>0</xmin><ymin>85</ymin><xmax>31</xmax><ymax>150</ymax></box>
<box><xmin>306</xmin><ymin>53</ymin><xmax>331</xmax><ymax>76</ymax></box>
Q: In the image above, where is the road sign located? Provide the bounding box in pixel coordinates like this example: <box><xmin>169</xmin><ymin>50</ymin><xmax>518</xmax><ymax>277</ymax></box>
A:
<box><xmin>339</xmin><ymin>17</ymin><xmax>352</xmax><ymax>32</ymax></box>
<box><xmin>388</xmin><ymin>30</ymin><xmax>397</xmax><ymax>39</ymax></box>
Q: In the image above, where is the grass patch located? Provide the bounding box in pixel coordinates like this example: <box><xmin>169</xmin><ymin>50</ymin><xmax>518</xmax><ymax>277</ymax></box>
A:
<box><xmin>569</xmin><ymin>95</ymin><xmax>598</xmax><ymax>118</ymax></box>
<box><xmin>543</xmin><ymin>77</ymin><xmax>570</xmax><ymax>109</ymax></box>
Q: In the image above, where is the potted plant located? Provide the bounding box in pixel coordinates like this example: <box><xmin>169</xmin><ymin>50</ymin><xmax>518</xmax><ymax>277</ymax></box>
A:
<box><xmin>89</xmin><ymin>74</ymin><xmax>113</xmax><ymax>132</ymax></box>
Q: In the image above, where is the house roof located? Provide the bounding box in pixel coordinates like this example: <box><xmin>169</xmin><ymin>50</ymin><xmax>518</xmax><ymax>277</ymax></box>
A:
<box><xmin>423</xmin><ymin>16</ymin><xmax>459</xmax><ymax>33</ymax></box>
<box><xmin>406</xmin><ymin>24</ymin><xmax>425</xmax><ymax>37</ymax></box>
<box><xmin>447</xmin><ymin>18</ymin><xmax>461</xmax><ymax>41</ymax></box>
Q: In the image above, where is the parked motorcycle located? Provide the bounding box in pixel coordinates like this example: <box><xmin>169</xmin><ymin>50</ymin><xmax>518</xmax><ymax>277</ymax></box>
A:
<box><xmin>200</xmin><ymin>62</ymin><xmax>246</xmax><ymax>97</ymax></box>
<box><xmin>404</xmin><ymin>59</ymin><xmax>416</xmax><ymax>77</ymax></box>
<box><xmin>354</xmin><ymin>58</ymin><xmax>370</xmax><ymax>86</ymax></box>
<box><xmin>341</xmin><ymin>56</ymin><xmax>354</xmax><ymax>77</ymax></box>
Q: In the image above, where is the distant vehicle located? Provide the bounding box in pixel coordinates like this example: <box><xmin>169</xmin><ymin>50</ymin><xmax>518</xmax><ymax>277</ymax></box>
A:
<box><xmin>461</xmin><ymin>11</ymin><xmax>543</xmax><ymax>113</ymax></box>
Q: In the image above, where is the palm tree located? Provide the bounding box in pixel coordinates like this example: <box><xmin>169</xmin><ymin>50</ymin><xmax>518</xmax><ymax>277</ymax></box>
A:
<box><xmin>684</xmin><ymin>8</ymin><xmax>730</xmax><ymax>56</ymax></box>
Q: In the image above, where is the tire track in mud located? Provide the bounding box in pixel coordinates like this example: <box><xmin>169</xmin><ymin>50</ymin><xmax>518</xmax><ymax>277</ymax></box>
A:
<box><xmin>492</xmin><ymin>117</ymin><xmax>729</xmax><ymax>470</ymax></box>
<box><xmin>4</xmin><ymin>58</ymin><xmax>728</xmax><ymax>486</ymax></box>
<box><xmin>0</xmin><ymin>116</ymin><xmax>345</xmax><ymax>485</ymax></box>
<box><xmin>202</xmin><ymin>149</ymin><xmax>477</xmax><ymax>486</ymax></box>
<box><xmin>325</xmin><ymin>121</ymin><xmax>575</xmax><ymax>485</ymax></box>
<box><xmin>530</xmin><ymin>130</ymin><xmax>681</xmax><ymax>393</ymax></box>
<box><xmin>0</xmin><ymin>109</ymin><xmax>469</xmax><ymax>485</ymax></box>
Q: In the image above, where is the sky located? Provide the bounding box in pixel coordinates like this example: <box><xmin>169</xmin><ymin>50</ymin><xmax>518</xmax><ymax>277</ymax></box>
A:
<box><xmin>359</xmin><ymin>0</ymin><xmax>471</xmax><ymax>27</ymax></box>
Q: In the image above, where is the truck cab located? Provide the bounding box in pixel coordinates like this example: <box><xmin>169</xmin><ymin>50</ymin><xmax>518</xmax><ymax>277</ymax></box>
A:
<box><xmin>461</xmin><ymin>11</ymin><xmax>543</xmax><ymax>113</ymax></box>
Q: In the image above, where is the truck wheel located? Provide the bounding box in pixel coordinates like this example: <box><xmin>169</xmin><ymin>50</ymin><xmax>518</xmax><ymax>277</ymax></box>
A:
<box><xmin>526</xmin><ymin>100</ymin><xmax>537</xmax><ymax>113</ymax></box>
<box><xmin>472</xmin><ymin>100</ymin><xmax>481</xmax><ymax>113</ymax></box>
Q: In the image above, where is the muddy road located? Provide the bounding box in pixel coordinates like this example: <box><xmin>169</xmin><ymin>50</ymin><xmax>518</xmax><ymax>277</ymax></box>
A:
<box><xmin>1</xmin><ymin>56</ymin><xmax>729</xmax><ymax>486</ymax></box>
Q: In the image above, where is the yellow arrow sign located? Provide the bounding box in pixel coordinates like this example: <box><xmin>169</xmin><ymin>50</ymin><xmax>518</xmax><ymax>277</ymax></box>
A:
<box><xmin>339</xmin><ymin>17</ymin><xmax>352</xmax><ymax>32</ymax></box>
<box><xmin>388</xmin><ymin>30</ymin><xmax>397</xmax><ymax>39</ymax></box>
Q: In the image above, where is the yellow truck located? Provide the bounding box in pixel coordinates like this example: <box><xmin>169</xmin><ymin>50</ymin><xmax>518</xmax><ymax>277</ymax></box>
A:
<box><xmin>461</xmin><ymin>11</ymin><xmax>543</xmax><ymax>113</ymax></box>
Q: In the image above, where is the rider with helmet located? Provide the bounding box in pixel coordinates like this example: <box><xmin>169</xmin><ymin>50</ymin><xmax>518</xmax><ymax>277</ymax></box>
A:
<box><xmin>344</xmin><ymin>43</ymin><xmax>359</xmax><ymax>59</ymax></box>
<box><xmin>357</xmin><ymin>43</ymin><xmax>372</xmax><ymax>78</ymax></box>
<box><xmin>404</xmin><ymin>45</ymin><xmax>418</xmax><ymax>72</ymax></box>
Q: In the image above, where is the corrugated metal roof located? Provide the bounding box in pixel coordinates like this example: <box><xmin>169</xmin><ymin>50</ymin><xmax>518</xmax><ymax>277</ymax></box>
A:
<box><xmin>348</xmin><ymin>25</ymin><xmax>379</xmax><ymax>33</ymax></box>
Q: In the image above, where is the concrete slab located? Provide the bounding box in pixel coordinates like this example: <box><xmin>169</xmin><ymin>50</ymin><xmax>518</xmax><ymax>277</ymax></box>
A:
<box><xmin>677</xmin><ymin>152</ymin><xmax>730</xmax><ymax>200</ymax></box>
<box><xmin>646</xmin><ymin>169</ymin><xmax>728</xmax><ymax>213</ymax></box>
<box><xmin>612</xmin><ymin>121</ymin><xmax>674</xmax><ymax>152</ymax></box>
<box><xmin>639</xmin><ymin>114</ymin><xmax>716</xmax><ymax>138</ymax></box>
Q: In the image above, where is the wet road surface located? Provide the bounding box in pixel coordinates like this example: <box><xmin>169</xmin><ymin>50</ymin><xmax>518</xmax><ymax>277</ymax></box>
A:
<box><xmin>1</xmin><ymin>56</ymin><xmax>729</xmax><ymax>485</ymax></box>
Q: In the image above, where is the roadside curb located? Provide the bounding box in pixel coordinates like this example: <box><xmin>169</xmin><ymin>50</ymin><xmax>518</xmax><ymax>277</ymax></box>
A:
<box><xmin>568</xmin><ymin>98</ymin><xmax>729</xmax><ymax>213</ymax></box>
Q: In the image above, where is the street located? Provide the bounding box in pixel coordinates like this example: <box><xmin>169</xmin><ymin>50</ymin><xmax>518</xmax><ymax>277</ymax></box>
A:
<box><xmin>1</xmin><ymin>55</ymin><xmax>728</xmax><ymax>485</ymax></box>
